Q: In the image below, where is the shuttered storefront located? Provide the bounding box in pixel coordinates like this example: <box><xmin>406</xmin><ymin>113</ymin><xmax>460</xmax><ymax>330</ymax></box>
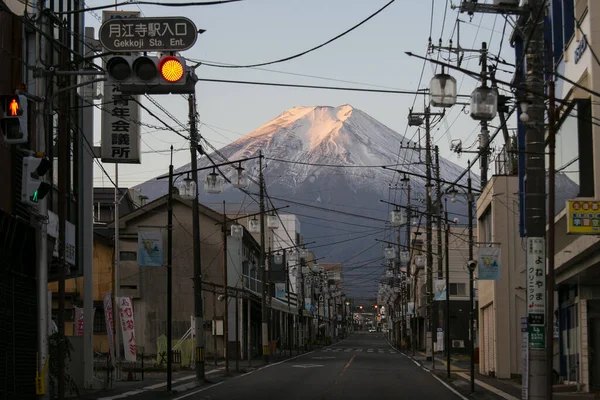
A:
<box><xmin>482</xmin><ymin>304</ymin><xmax>496</xmax><ymax>376</ymax></box>
<box><xmin>0</xmin><ymin>211</ymin><xmax>37</xmax><ymax>399</ymax></box>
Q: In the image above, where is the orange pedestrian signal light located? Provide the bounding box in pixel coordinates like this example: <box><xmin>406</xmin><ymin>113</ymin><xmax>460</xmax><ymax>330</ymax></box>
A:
<box><xmin>6</xmin><ymin>97</ymin><xmax>22</xmax><ymax>116</ymax></box>
<box><xmin>159</xmin><ymin>56</ymin><xmax>184</xmax><ymax>83</ymax></box>
<box><xmin>374</xmin><ymin>305</ymin><xmax>378</xmax><ymax>309</ymax></box>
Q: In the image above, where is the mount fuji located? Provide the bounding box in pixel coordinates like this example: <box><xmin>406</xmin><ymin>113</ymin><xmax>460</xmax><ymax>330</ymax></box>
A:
<box><xmin>136</xmin><ymin>105</ymin><xmax>472</xmax><ymax>296</ymax></box>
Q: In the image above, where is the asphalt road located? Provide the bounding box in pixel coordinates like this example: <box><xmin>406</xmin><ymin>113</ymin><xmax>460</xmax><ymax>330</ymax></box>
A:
<box><xmin>175</xmin><ymin>331</ymin><xmax>464</xmax><ymax>400</ymax></box>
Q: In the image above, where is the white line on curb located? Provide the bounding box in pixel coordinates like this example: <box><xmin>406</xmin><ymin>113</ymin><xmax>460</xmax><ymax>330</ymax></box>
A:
<box><xmin>456</xmin><ymin>372</ymin><xmax>520</xmax><ymax>400</ymax></box>
<box><xmin>430</xmin><ymin>373</ymin><xmax>469</xmax><ymax>400</ymax></box>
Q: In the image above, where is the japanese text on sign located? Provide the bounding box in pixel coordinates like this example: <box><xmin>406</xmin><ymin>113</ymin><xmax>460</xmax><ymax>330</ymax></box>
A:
<box><xmin>118</xmin><ymin>296</ymin><xmax>137</xmax><ymax>362</ymax></box>
<box><xmin>103</xmin><ymin>293</ymin><xmax>115</xmax><ymax>364</ymax></box>
<box><xmin>566</xmin><ymin>200</ymin><xmax>600</xmax><ymax>234</ymax></box>
<box><xmin>526</xmin><ymin>237</ymin><xmax>545</xmax><ymax>315</ymax></box>
<box><xmin>99</xmin><ymin>17</ymin><xmax>198</xmax><ymax>52</ymax></box>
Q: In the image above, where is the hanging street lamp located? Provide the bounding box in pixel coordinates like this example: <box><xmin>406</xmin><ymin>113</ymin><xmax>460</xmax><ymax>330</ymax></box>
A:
<box><xmin>429</xmin><ymin>68</ymin><xmax>458</xmax><ymax>108</ymax></box>
<box><xmin>232</xmin><ymin>164</ymin><xmax>248</xmax><ymax>189</ymax></box>
<box><xmin>390</xmin><ymin>208</ymin><xmax>406</xmax><ymax>226</ymax></box>
<box><xmin>470</xmin><ymin>86</ymin><xmax>498</xmax><ymax>121</ymax></box>
<box><xmin>178</xmin><ymin>174</ymin><xmax>197</xmax><ymax>200</ymax></box>
<box><xmin>204</xmin><ymin>168</ymin><xmax>223</xmax><ymax>194</ymax></box>
<box><xmin>230</xmin><ymin>224</ymin><xmax>244</xmax><ymax>239</ymax></box>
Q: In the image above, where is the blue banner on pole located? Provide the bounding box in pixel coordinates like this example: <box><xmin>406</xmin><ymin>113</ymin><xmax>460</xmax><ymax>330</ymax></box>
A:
<box><xmin>137</xmin><ymin>230</ymin><xmax>164</xmax><ymax>267</ymax></box>
<box><xmin>478</xmin><ymin>247</ymin><xmax>501</xmax><ymax>280</ymax></box>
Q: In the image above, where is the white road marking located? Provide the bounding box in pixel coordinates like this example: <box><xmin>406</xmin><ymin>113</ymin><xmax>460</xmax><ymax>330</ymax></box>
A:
<box><xmin>172</xmin><ymin>382</ymin><xmax>224</xmax><ymax>400</ymax></box>
<box><xmin>456</xmin><ymin>372</ymin><xmax>520</xmax><ymax>400</ymax></box>
<box><xmin>367</xmin><ymin>349</ymin><xmax>374</xmax><ymax>352</ymax></box>
<box><xmin>430</xmin><ymin>373</ymin><xmax>469</xmax><ymax>400</ymax></box>
<box><xmin>98</xmin><ymin>390</ymin><xmax>146</xmax><ymax>399</ymax></box>
<box><xmin>356</xmin><ymin>348</ymin><xmax>363</xmax><ymax>352</ymax></box>
<box><xmin>291</xmin><ymin>364</ymin><xmax>324</xmax><ymax>368</ymax></box>
<box><xmin>344</xmin><ymin>348</ymin><xmax>351</xmax><ymax>352</ymax></box>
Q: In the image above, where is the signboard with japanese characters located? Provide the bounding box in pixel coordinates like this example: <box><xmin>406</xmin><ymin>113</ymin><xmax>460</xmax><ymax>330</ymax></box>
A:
<box><xmin>566</xmin><ymin>200</ymin><xmax>600</xmax><ymax>234</ymax></box>
<box><xmin>73</xmin><ymin>306</ymin><xmax>96</xmax><ymax>337</ymax></box>
<box><xmin>99</xmin><ymin>17</ymin><xmax>198</xmax><ymax>53</ymax></box>
<box><xmin>526</xmin><ymin>237</ymin><xmax>545</xmax><ymax>349</ymax></box>
<box><xmin>103</xmin><ymin>292</ymin><xmax>116</xmax><ymax>364</ymax></box>
<box><xmin>118</xmin><ymin>296</ymin><xmax>137</xmax><ymax>362</ymax></box>
<box><xmin>101</xmin><ymin>11</ymin><xmax>142</xmax><ymax>164</ymax></box>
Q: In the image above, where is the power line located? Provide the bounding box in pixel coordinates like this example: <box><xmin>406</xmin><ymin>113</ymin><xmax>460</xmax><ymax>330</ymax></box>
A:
<box><xmin>57</xmin><ymin>0</ymin><xmax>243</xmax><ymax>14</ymax></box>
<box><xmin>198</xmin><ymin>0</ymin><xmax>396</xmax><ymax>69</ymax></box>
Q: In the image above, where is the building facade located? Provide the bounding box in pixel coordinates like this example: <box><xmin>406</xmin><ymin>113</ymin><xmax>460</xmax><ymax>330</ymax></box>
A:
<box><xmin>476</xmin><ymin>175</ymin><xmax>526</xmax><ymax>379</ymax></box>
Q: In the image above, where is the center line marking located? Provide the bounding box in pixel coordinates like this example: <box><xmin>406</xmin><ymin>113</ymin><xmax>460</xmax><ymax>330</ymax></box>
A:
<box><xmin>339</xmin><ymin>354</ymin><xmax>356</xmax><ymax>376</ymax></box>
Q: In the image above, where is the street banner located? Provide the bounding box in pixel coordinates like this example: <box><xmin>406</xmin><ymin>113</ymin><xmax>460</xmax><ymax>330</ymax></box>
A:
<box><xmin>118</xmin><ymin>296</ymin><xmax>137</xmax><ymax>362</ymax></box>
<box><xmin>103</xmin><ymin>292</ymin><xmax>116</xmax><ymax>364</ymax></box>
<box><xmin>478</xmin><ymin>247</ymin><xmax>501</xmax><ymax>280</ymax></box>
<box><xmin>73</xmin><ymin>306</ymin><xmax>96</xmax><ymax>336</ymax></box>
<box><xmin>137</xmin><ymin>230</ymin><xmax>164</xmax><ymax>266</ymax></box>
<box><xmin>407</xmin><ymin>302</ymin><xmax>415</xmax><ymax>316</ymax></box>
<box><xmin>434</xmin><ymin>279</ymin><xmax>447</xmax><ymax>301</ymax></box>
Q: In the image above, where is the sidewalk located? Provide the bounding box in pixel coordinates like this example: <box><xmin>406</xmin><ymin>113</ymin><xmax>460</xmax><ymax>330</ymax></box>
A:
<box><xmin>400</xmin><ymin>347</ymin><xmax>598</xmax><ymax>400</ymax></box>
<box><xmin>73</xmin><ymin>346</ymin><xmax>321</xmax><ymax>400</ymax></box>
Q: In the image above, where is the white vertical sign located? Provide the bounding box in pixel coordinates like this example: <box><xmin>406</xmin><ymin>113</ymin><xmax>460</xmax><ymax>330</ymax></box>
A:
<box><xmin>101</xmin><ymin>11</ymin><xmax>141</xmax><ymax>164</ymax></box>
<box><xmin>118</xmin><ymin>296</ymin><xmax>137</xmax><ymax>362</ymax></box>
<box><xmin>103</xmin><ymin>292</ymin><xmax>116</xmax><ymax>364</ymax></box>
<box><xmin>521</xmin><ymin>317</ymin><xmax>529</xmax><ymax>400</ymax></box>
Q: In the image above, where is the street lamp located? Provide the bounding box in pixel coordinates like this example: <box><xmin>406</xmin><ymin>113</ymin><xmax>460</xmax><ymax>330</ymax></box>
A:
<box><xmin>429</xmin><ymin>69</ymin><xmax>458</xmax><ymax>108</ymax></box>
<box><xmin>470</xmin><ymin>86</ymin><xmax>498</xmax><ymax>121</ymax></box>
<box><xmin>400</xmin><ymin>250</ymin><xmax>410</xmax><ymax>265</ymax></box>
<box><xmin>205</xmin><ymin>168</ymin><xmax>223</xmax><ymax>194</ymax></box>
<box><xmin>178</xmin><ymin>174</ymin><xmax>197</xmax><ymax>200</ymax></box>
<box><xmin>384</xmin><ymin>246</ymin><xmax>396</xmax><ymax>260</ymax></box>
<box><xmin>390</xmin><ymin>208</ymin><xmax>406</xmax><ymax>226</ymax></box>
<box><xmin>232</xmin><ymin>164</ymin><xmax>248</xmax><ymax>189</ymax></box>
<box><xmin>248</xmin><ymin>217</ymin><xmax>260</xmax><ymax>233</ymax></box>
<box><xmin>267</xmin><ymin>213</ymin><xmax>279</xmax><ymax>230</ymax></box>
<box><xmin>274</xmin><ymin>251</ymin><xmax>283</xmax><ymax>265</ymax></box>
<box><xmin>230</xmin><ymin>224</ymin><xmax>244</xmax><ymax>239</ymax></box>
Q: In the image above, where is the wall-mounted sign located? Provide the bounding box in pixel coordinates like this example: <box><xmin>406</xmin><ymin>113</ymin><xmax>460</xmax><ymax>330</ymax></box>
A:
<box><xmin>574</xmin><ymin>35</ymin><xmax>588</xmax><ymax>64</ymax></box>
<box><xmin>566</xmin><ymin>200</ymin><xmax>600</xmax><ymax>234</ymax></box>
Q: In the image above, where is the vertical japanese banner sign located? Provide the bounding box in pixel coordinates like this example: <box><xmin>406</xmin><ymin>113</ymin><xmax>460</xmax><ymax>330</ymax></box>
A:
<box><xmin>100</xmin><ymin>11</ymin><xmax>141</xmax><ymax>164</ymax></box>
<box><xmin>74</xmin><ymin>306</ymin><xmax>96</xmax><ymax>336</ymax></box>
<box><xmin>478</xmin><ymin>247</ymin><xmax>501</xmax><ymax>280</ymax></box>
<box><xmin>118</xmin><ymin>296</ymin><xmax>137</xmax><ymax>362</ymax></box>
<box><xmin>74</xmin><ymin>307</ymin><xmax>84</xmax><ymax>336</ymax></box>
<box><xmin>137</xmin><ymin>230</ymin><xmax>164</xmax><ymax>267</ymax></box>
<box><xmin>526</xmin><ymin>237</ymin><xmax>546</xmax><ymax>350</ymax></box>
<box><xmin>103</xmin><ymin>292</ymin><xmax>116</xmax><ymax>363</ymax></box>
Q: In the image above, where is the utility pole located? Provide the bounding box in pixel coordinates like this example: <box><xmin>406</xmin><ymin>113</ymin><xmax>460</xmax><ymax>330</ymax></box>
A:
<box><xmin>444</xmin><ymin>200</ymin><xmax>451</xmax><ymax>379</ymax></box>
<box><xmin>57</xmin><ymin>23</ymin><xmax>69</xmax><ymax>400</ymax></box>
<box><xmin>189</xmin><ymin>94</ymin><xmax>206</xmax><ymax>381</ymax></box>
<box><xmin>424</xmin><ymin>106</ymin><xmax>434</xmax><ymax>365</ymax></box>
<box><xmin>222</xmin><ymin>201</ymin><xmax>229</xmax><ymax>374</ymax></box>
<box><xmin>524</xmin><ymin>1</ymin><xmax>547</xmax><ymax>398</ymax></box>
<box><xmin>167</xmin><ymin>150</ymin><xmax>174</xmax><ymax>391</ymax></box>
<box><xmin>546</xmin><ymin>77</ymin><xmax>556</xmax><ymax>397</ymax></box>
<box><xmin>479</xmin><ymin>42</ymin><xmax>490</xmax><ymax>187</ymax></box>
<box><xmin>467</xmin><ymin>165</ymin><xmax>475</xmax><ymax>394</ymax></box>
<box><xmin>35</xmin><ymin>3</ymin><xmax>50</xmax><ymax>397</ymax></box>
<box><xmin>298</xmin><ymin>255</ymin><xmax>304</xmax><ymax>351</ymax></box>
<box><xmin>405</xmin><ymin>178</ymin><xmax>411</xmax><ymax>351</ymax></box>
<box><xmin>434</xmin><ymin>145</ymin><xmax>443</xmax><ymax>366</ymax></box>
<box><xmin>259</xmin><ymin>151</ymin><xmax>269</xmax><ymax>362</ymax></box>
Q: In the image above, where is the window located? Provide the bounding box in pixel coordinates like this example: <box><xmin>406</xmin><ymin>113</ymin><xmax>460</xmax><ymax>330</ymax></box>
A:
<box><xmin>548</xmin><ymin>98</ymin><xmax>594</xmax><ymax>215</ymax></box>
<box><xmin>479</xmin><ymin>208</ymin><xmax>492</xmax><ymax>245</ymax></box>
<box><xmin>120</xmin><ymin>251</ymin><xmax>137</xmax><ymax>261</ymax></box>
<box><xmin>94</xmin><ymin>309</ymin><xmax>106</xmax><ymax>334</ymax></box>
<box><xmin>449</xmin><ymin>283</ymin><xmax>466</xmax><ymax>296</ymax></box>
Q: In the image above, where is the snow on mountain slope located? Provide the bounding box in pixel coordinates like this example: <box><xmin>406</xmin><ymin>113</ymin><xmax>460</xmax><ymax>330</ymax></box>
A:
<box><xmin>136</xmin><ymin>104</ymin><xmax>468</xmax><ymax>201</ymax></box>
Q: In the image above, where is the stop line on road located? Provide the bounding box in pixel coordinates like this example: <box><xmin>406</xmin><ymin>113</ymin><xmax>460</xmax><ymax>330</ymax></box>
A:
<box><xmin>323</xmin><ymin>347</ymin><xmax>397</xmax><ymax>354</ymax></box>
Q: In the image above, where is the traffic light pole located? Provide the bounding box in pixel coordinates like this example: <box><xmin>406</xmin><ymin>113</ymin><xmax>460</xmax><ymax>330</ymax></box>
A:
<box><xmin>35</xmin><ymin>5</ymin><xmax>50</xmax><ymax>398</ymax></box>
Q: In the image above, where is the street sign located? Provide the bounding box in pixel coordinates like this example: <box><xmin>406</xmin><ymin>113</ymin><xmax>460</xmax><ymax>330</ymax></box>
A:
<box><xmin>99</xmin><ymin>17</ymin><xmax>198</xmax><ymax>53</ymax></box>
<box><xmin>526</xmin><ymin>237</ymin><xmax>545</xmax><ymax>349</ymax></box>
<box><xmin>566</xmin><ymin>200</ymin><xmax>600</xmax><ymax>234</ymax></box>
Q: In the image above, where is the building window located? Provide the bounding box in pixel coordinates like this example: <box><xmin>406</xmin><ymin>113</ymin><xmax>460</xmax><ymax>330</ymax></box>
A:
<box><xmin>120</xmin><ymin>251</ymin><xmax>137</xmax><ymax>261</ymax></box>
<box><xmin>548</xmin><ymin>98</ymin><xmax>594</xmax><ymax>216</ymax></box>
<box><xmin>94</xmin><ymin>309</ymin><xmax>106</xmax><ymax>334</ymax></box>
<box><xmin>449</xmin><ymin>283</ymin><xmax>466</xmax><ymax>296</ymax></box>
<box><xmin>479</xmin><ymin>207</ymin><xmax>492</xmax><ymax>245</ymax></box>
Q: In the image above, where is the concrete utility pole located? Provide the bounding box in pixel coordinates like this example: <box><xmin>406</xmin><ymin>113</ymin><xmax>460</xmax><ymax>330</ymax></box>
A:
<box><xmin>424</xmin><ymin>107</ymin><xmax>434</xmax><ymax>365</ymax></box>
<box><xmin>259</xmin><ymin>151</ymin><xmax>269</xmax><ymax>362</ymax></box>
<box><xmin>404</xmin><ymin>178</ymin><xmax>411</xmax><ymax>351</ymax></box>
<box><xmin>35</xmin><ymin>2</ymin><xmax>50</xmax><ymax>397</ymax></box>
<box><xmin>222</xmin><ymin>201</ymin><xmax>229</xmax><ymax>374</ymax></box>
<box><xmin>189</xmin><ymin>94</ymin><xmax>206</xmax><ymax>381</ymax></box>
<box><xmin>524</xmin><ymin>1</ymin><xmax>547</xmax><ymax>398</ymax></box>
<box><xmin>479</xmin><ymin>42</ymin><xmax>490</xmax><ymax>188</ymax></box>
<box><xmin>444</xmin><ymin>200</ymin><xmax>450</xmax><ymax>379</ymax></box>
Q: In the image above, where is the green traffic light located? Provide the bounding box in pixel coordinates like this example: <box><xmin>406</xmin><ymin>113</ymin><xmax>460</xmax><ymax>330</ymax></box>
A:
<box><xmin>31</xmin><ymin>190</ymin><xmax>39</xmax><ymax>203</ymax></box>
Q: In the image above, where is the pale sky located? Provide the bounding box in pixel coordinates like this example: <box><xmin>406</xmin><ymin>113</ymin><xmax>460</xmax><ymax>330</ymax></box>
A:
<box><xmin>87</xmin><ymin>0</ymin><xmax>516</xmax><ymax>188</ymax></box>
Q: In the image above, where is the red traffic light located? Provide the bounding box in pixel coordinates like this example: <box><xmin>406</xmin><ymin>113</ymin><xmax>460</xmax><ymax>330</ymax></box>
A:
<box><xmin>159</xmin><ymin>56</ymin><xmax>184</xmax><ymax>83</ymax></box>
<box><xmin>5</xmin><ymin>96</ymin><xmax>22</xmax><ymax>116</ymax></box>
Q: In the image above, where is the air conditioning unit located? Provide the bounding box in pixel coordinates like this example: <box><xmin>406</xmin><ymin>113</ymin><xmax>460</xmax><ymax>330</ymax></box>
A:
<box><xmin>452</xmin><ymin>340</ymin><xmax>465</xmax><ymax>348</ymax></box>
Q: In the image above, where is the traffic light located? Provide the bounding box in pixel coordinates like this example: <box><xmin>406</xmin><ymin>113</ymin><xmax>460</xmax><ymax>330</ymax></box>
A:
<box><xmin>105</xmin><ymin>55</ymin><xmax>197</xmax><ymax>95</ymax></box>
<box><xmin>21</xmin><ymin>156</ymin><xmax>51</xmax><ymax>206</ymax></box>
<box><xmin>1</xmin><ymin>94</ymin><xmax>28</xmax><ymax>144</ymax></box>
